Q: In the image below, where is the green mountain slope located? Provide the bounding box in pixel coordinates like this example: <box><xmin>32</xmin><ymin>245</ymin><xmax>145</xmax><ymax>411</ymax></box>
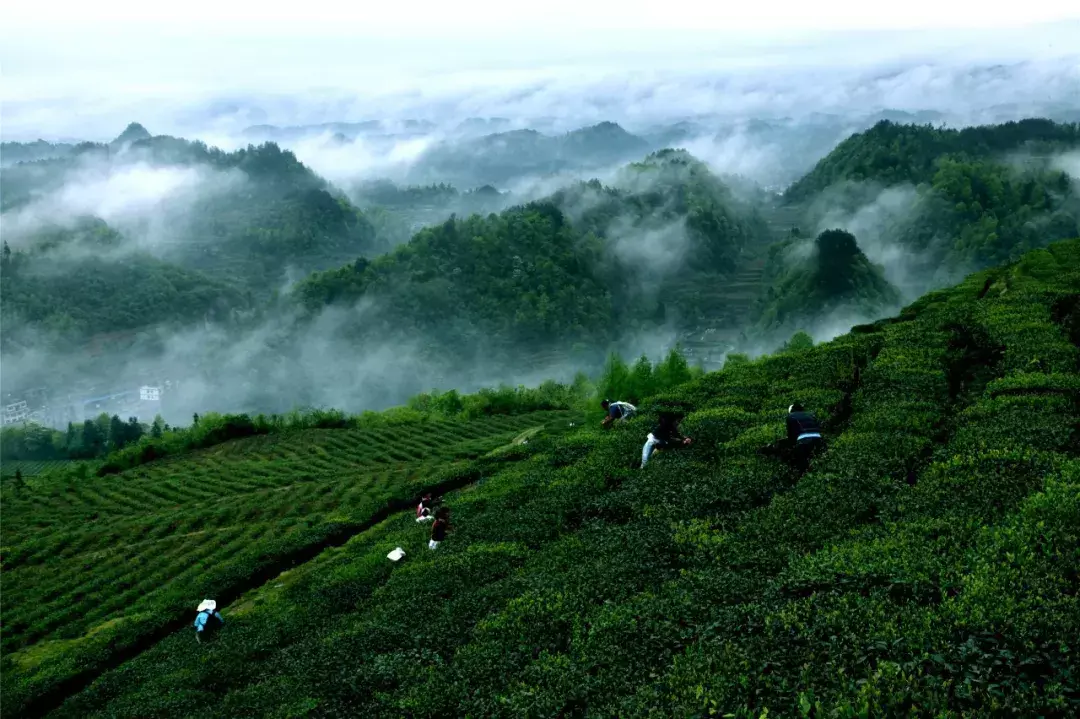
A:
<box><xmin>783</xmin><ymin>118</ymin><xmax>1080</xmax><ymax>293</ymax></box>
<box><xmin>6</xmin><ymin>238</ymin><xmax>1077</xmax><ymax>717</ymax></box>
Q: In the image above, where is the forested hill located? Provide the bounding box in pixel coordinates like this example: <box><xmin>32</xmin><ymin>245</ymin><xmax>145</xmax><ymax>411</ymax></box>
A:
<box><xmin>293</xmin><ymin>150</ymin><xmax>772</xmax><ymax>360</ymax></box>
<box><xmin>784</xmin><ymin>118</ymin><xmax>1080</xmax><ymax>201</ymax></box>
<box><xmin>0</xmin><ymin>219</ymin><xmax>252</xmax><ymax>353</ymax></box>
<box><xmin>758</xmin><ymin>228</ymin><xmax>901</xmax><ymax>330</ymax></box>
<box><xmin>406</xmin><ymin>121</ymin><xmax>651</xmax><ymax>186</ymax></box>
<box><xmin>781</xmin><ymin>118</ymin><xmax>1080</xmax><ymax>294</ymax></box>
<box><xmin>1</xmin><ymin>127</ymin><xmax>387</xmax><ymax>296</ymax></box>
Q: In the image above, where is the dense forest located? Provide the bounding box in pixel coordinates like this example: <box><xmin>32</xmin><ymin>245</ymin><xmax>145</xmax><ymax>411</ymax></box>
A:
<box><xmin>0</xmin><ymin>218</ymin><xmax>252</xmax><ymax>351</ymax></box>
<box><xmin>785</xmin><ymin>118</ymin><xmax>1080</xmax><ymax>200</ymax></box>
<box><xmin>784</xmin><ymin>120</ymin><xmax>1080</xmax><ymax>292</ymax></box>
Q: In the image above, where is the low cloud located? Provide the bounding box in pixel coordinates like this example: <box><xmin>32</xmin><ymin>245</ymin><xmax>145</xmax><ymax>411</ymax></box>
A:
<box><xmin>2</xmin><ymin>156</ymin><xmax>247</xmax><ymax>257</ymax></box>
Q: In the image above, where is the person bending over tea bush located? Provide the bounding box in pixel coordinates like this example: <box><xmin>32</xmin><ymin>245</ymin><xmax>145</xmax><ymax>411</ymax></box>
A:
<box><xmin>641</xmin><ymin>411</ymin><xmax>692</xmax><ymax>467</ymax></box>
<box><xmin>416</xmin><ymin>493</ymin><xmax>436</xmax><ymax>523</ymax></box>
<box><xmin>429</xmin><ymin>508</ymin><xmax>450</xmax><ymax>550</ymax></box>
<box><xmin>786</xmin><ymin>402</ymin><xmax>824</xmax><ymax>470</ymax></box>
<box><xmin>193</xmin><ymin>599</ymin><xmax>224</xmax><ymax>643</ymax></box>
<box><xmin>600</xmin><ymin>399</ymin><xmax>637</xmax><ymax>428</ymax></box>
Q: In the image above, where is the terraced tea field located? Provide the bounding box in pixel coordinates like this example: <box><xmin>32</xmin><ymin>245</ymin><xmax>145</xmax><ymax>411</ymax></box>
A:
<box><xmin>0</xmin><ymin>409</ymin><xmax>576</xmax><ymax>714</ymax></box>
<box><xmin>662</xmin><ymin>202</ymin><xmax>809</xmax><ymax>370</ymax></box>
<box><xmin>0</xmin><ymin>459</ymin><xmax>79</xmax><ymax>478</ymax></box>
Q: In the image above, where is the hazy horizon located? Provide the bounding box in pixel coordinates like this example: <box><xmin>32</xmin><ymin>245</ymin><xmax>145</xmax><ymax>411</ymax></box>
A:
<box><xmin>3</xmin><ymin>11</ymin><xmax>1079</xmax><ymax>143</ymax></box>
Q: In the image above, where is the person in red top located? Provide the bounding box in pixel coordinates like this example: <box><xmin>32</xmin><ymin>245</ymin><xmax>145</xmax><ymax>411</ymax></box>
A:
<box><xmin>416</xmin><ymin>494</ymin><xmax>435</xmax><ymax>522</ymax></box>
<box><xmin>429</xmin><ymin>508</ymin><xmax>450</xmax><ymax>550</ymax></box>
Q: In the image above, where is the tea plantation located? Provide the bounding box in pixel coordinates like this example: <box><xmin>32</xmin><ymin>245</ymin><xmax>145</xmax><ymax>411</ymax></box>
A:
<box><xmin>5</xmin><ymin>239</ymin><xmax>1080</xmax><ymax>717</ymax></box>
<box><xmin>0</xmin><ymin>460</ymin><xmax>79</xmax><ymax>478</ymax></box>
<box><xmin>0</xmin><ymin>410</ymin><xmax>577</xmax><ymax>716</ymax></box>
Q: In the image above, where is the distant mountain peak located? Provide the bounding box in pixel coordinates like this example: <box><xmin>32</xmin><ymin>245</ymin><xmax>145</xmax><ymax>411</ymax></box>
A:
<box><xmin>571</xmin><ymin>121</ymin><xmax>631</xmax><ymax>136</ymax></box>
<box><xmin>112</xmin><ymin>122</ymin><xmax>151</xmax><ymax>146</ymax></box>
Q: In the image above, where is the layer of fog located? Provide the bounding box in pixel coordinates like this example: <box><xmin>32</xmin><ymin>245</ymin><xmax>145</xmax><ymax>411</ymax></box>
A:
<box><xmin>2</xmin><ymin>158</ymin><xmax>247</xmax><ymax>259</ymax></box>
<box><xmin>1052</xmin><ymin>151</ymin><xmax>1080</xmax><ymax>195</ymax></box>
<box><xmin>5</xmin><ymin>22</ymin><xmax>1079</xmax><ymax>143</ymax></box>
<box><xmin>0</xmin><ymin>295</ymin><xmax>615</xmax><ymax>426</ymax></box>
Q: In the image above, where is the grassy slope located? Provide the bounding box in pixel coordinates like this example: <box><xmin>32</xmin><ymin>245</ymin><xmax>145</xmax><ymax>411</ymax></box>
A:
<box><xmin>30</xmin><ymin>238</ymin><xmax>1080</xmax><ymax>717</ymax></box>
<box><xmin>0</xmin><ymin>410</ymin><xmax>577</xmax><ymax>716</ymax></box>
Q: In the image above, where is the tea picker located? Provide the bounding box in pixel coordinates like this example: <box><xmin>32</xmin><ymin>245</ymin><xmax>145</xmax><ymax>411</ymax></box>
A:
<box><xmin>786</xmin><ymin>402</ymin><xmax>823</xmax><ymax>470</ymax></box>
<box><xmin>601</xmin><ymin>399</ymin><xmax>637</xmax><ymax>428</ymax></box>
<box><xmin>429</xmin><ymin>508</ymin><xmax>450</xmax><ymax>550</ymax></box>
<box><xmin>194</xmin><ymin>599</ymin><xmax>224</xmax><ymax>642</ymax></box>
<box><xmin>416</xmin><ymin>493</ymin><xmax>436</xmax><ymax>523</ymax></box>
<box><xmin>641</xmin><ymin>411</ymin><xmax>692</xmax><ymax>468</ymax></box>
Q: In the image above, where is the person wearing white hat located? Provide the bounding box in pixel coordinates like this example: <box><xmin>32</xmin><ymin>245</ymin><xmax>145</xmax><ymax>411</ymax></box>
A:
<box><xmin>194</xmin><ymin>599</ymin><xmax>224</xmax><ymax>642</ymax></box>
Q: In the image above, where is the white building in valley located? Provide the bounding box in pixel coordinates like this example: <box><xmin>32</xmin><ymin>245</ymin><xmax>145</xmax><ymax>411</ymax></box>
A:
<box><xmin>2</xmin><ymin>400</ymin><xmax>30</xmax><ymax>426</ymax></box>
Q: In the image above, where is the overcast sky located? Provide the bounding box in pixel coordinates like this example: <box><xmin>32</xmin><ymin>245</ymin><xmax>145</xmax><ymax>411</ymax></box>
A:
<box><xmin>2</xmin><ymin>1</ymin><xmax>1079</xmax><ymax>139</ymax></box>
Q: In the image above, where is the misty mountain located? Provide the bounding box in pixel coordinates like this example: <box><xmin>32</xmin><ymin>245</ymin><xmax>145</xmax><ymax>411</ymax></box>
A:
<box><xmin>551</xmin><ymin>149</ymin><xmax>769</xmax><ymax>276</ymax></box>
<box><xmin>0</xmin><ymin>217</ymin><xmax>251</xmax><ymax>355</ymax></box>
<box><xmin>110</xmin><ymin>122</ymin><xmax>152</xmax><ymax>149</ymax></box>
<box><xmin>1</xmin><ymin>129</ymin><xmax>389</xmax><ymax>293</ymax></box>
<box><xmin>787</xmin><ymin>119</ymin><xmax>1080</xmax><ymax>297</ymax></box>
<box><xmin>785</xmin><ymin>118</ymin><xmax>1080</xmax><ymax>201</ymax></box>
<box><xmin>0</xmin><ymin>140</ymin><xmax>79</xmax><ymax>167</ymax></box>
<box><xmin>405</xmin><ymin>122</ymin><xmax>650</xmax><ymax>186</ymax></box>
<box><xmin>758</xmin><ymin>228</ymin><xmax>901</xmax><ymax>331</ymax></box>
<box><xmin>293</xmin><ymin>149</ymin><xmax>770</xmax><ymax>371</ymax></box>
<box><xmin>241</xmin><ymin>119</ymin><xmax>438</xmax><ymax>146</ymax></box>
<box><xmin>3</xmin><ymin>115</ymin><xmax>1079</xmax><ymax>426</ymax></box>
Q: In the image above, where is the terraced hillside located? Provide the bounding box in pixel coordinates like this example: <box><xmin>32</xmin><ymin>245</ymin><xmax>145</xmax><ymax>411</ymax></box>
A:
<box><xmin>27</xmin><ymin>239</ymin><xmax>1080</xmax><ymax>717</ymax></box>
<box><xmin>669</xmin><ymin>201</ymin><xmax>809</xmax><ymax>368</ymax></box>
<box><xmin>0</xmin><ymin>410</ymin><xmax>577</xmax><ymax>716</ymax></box>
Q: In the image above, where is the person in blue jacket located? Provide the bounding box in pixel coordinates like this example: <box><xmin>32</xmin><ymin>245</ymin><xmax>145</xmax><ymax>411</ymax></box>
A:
<box><xmin>194</xmin><ymin>599</ymin><xmax>224</xmax><ymax>642</ymax></box>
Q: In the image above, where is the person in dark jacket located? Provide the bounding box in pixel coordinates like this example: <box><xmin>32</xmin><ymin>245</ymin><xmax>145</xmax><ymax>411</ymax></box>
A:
<box><xmin>641</xmin><ymin>412</ymin><xmax>692</xmax><ymax>468</ymax></box>
<box><xmin>429</xmin><ymin>508</ymin><xmax>450</xmax><ymax>550</ymax></box>
<box><xmin>786</xmin><ymin>403</ymin><xmax>823</xmax><ymax>468</ymax></box>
